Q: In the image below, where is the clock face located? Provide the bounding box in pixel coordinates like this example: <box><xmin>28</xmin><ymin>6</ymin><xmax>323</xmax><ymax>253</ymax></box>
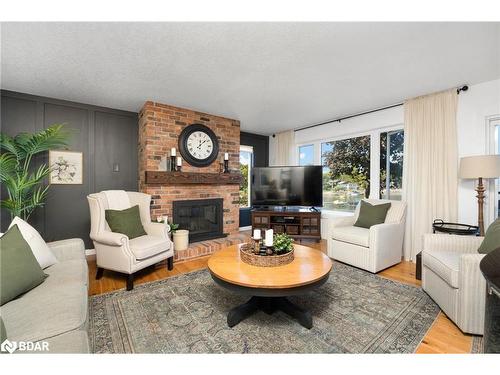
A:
<box><xmin>187</xmin><ymin>131</ymin><xmax>214</xmax><ymax>160</ymax></box>
<box><xmin>178</xmin><ymin>124</ymin><xmax>220</xmax><ymax>167</ymax></box>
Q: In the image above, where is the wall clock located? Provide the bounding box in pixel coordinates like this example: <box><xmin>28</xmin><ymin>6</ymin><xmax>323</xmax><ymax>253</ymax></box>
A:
<box><xmin>178</xmin><ymin>124</ymin><xmax>220</xmax><ymax>167</ymax></box>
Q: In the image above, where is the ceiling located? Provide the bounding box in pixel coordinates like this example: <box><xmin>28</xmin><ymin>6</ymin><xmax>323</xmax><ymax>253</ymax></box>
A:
<box><xmin>1</xmin><ymin>22</ymin><xmax>499</xmax><ymax>135</ymax></box>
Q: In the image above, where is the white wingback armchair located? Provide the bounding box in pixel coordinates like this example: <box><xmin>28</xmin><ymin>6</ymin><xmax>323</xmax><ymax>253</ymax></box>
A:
<box><xmin>422</xmin><ymin>234</ymin><xmax>485</xmax><ymax>334</ymax></box>
<box><xmin>327</xmin><ymin>199</ymin><xmax>407</xmax><ymax>273</ymax></box>
<box><xmin>87</xmin><ymin>191</ymin><xmax>174</xmax><ymax>290</ymax></box>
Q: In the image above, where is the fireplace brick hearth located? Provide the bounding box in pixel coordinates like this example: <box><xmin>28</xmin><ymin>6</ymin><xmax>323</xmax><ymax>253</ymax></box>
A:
<box><xmin>138</xmin><ymin>101</ymin><xmax>241</xmax><ymax>261</ymax></box>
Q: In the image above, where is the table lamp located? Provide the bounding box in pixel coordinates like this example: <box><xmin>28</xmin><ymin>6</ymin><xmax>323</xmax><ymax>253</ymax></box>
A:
<box><xmin>459</xmin><ymin>155</ymin><xmax>500</xmax><ymax>236</ymax></box>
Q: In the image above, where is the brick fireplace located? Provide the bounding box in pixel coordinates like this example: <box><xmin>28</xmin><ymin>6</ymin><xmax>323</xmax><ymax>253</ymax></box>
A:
<box><xmin>138</xmin><ymin>101</ymin><xmax>241</xmax><ymax>261</ymax></box>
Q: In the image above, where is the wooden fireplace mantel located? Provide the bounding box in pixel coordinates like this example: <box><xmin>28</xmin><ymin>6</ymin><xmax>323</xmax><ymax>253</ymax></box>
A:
<box><xmin>145</xmin><ymin>171</ymin><xmax>243</xmax><ymax>185</ymax></box>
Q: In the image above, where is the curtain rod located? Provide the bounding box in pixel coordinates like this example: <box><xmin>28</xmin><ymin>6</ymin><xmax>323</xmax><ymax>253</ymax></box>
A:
<box><xmin>292</xmin><ymin>85</ymin><xmax>469</xmax><ymax>133</ymax></box>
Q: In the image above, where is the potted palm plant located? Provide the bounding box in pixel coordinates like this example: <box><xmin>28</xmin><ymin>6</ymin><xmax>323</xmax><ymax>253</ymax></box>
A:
<box><xmin>0</xmin><ymin>124</ymin><xmax>69</xmax><ymax>221</ymax></box>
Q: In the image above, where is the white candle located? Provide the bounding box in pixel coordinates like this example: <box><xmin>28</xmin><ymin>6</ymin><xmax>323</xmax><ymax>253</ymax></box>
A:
<box><xmin>253</xmin><ymin>229</ymin><xmax>261</xmax><ymax>240</ymax></box>
<box><xmin>176</xmin><ymin>156</ymin><xmax>182</xmax><ymax>166</ymax></box>
<box><xmin>171</xmin><ymin>147</ymin><xmax>176</xmax><ymax>157</ymax></box>
<box><xmin>265</xmin><ymin>229</ymin><xmax>273</xmax><ymax>247</ymax></box>
<box><xmin>224</xmin><ymin>152</ymin><xmax>229</xmax><ymax>161</ymax></box>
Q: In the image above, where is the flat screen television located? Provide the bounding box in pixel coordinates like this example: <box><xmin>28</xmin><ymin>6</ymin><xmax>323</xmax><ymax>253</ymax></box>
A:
<box><xmin>251</xmin><ymin>166</ymin><xmax>323</xmax><ymax>208</ymax></box>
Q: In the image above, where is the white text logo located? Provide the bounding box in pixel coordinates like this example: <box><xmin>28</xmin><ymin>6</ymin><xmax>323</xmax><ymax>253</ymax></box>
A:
<box><xmin>1</xmin><ymin>339</ymin><xmax>49</xmax><ymax>353</ymax></box>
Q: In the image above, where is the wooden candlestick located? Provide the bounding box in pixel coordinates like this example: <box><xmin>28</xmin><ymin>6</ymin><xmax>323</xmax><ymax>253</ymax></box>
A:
<box><xmin>476</xmin><ymin>177</ymin><xmax>486</xmax><ymax>236</ymax></box>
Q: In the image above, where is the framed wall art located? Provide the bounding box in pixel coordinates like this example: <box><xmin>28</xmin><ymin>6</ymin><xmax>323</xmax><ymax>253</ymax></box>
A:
<box><xmin>49</xmin><ymin>150</ymin><xmax>83</xmax><ymax>185</ymax></box>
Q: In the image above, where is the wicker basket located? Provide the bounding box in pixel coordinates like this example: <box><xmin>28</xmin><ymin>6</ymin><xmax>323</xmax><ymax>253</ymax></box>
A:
<box><xmin>240</xmin><ymin>244</ymin><xmax>294</xmax><ymax>267</ymax></box>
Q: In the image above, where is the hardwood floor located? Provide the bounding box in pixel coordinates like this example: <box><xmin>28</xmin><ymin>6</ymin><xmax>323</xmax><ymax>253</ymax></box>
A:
<box><xmin>87</xmin><ymin>238</ymin><xmax>473</xmax><ymax>354</ymax></box>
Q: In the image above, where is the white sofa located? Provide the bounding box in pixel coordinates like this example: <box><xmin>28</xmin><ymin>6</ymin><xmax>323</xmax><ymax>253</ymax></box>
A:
<box><xmin>87</xmin><ymin>191</ymin><xmax>174</xmax><ymax>290</ymax></box>
<box><xmin>327</xmin><ymin>199</ymin><xmax>407</xmax><ymax>273</ymax></box>
<box><xmin>0</xmin><ymin>238</ymin><xmax>89</xmax><ymax>353</ymax></box>
<box><xmin>422</xmin><ymin>234</ymin><xmax>486</xmax><ymax>335</ymax></box>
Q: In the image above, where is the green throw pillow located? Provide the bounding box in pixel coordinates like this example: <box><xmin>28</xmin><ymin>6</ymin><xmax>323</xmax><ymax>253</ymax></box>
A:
<box><xmin>105</xmin><ymin>205</ymin><xmax>147</xmax><ymax>240</ymax></box>
<box><xmin>0</xmin><ymin>317</ymin><xmax>6</xmax><ymax>342</ymax></box>
<box><xmin>0</xmin><ymin>225</ymin><xmax>47</xmax><ymax>306</ymax></box>
<box><xmin>478</xmin><ymin>218</ymin><xmax>500</xmax><ymax>254</ymax></box>
<box><xmin>353</xmin><ymin>200</ymin><xmax>392</xmax><ymax>229</ymax></box>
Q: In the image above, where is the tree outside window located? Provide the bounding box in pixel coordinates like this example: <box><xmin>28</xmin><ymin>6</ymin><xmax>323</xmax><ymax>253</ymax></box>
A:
<box><xmin>239</xmin><ymin>148</ymin><xmax>252</xmax><ymax>207</ymax></box>
<box><xmin>380</xmin><ymin>130</ymin><xmax>404</xmax><ymax>200</ymax></box>
<box><xmin>322</xmin><ymin>135</ymin><xmax>371</xmax><ymax>212</ymax></box>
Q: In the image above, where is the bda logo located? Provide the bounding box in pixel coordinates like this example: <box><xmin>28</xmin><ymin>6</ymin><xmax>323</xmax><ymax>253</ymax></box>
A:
<box><xmin>1</xmin><ymin>339</ymin><xmax>18</xmax><ymax>353</ymax></box>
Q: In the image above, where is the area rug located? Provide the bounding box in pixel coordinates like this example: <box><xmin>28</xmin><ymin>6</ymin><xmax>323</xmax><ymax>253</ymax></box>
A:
<box><xmin>89</xmin><ymin>262</ymin><xmax>440</xmax><ymax>353</ymax></box>
<box><xmin>471</xmin><ymin>336</ymin><xmax>484</xmax><ymax>353</ymax></box>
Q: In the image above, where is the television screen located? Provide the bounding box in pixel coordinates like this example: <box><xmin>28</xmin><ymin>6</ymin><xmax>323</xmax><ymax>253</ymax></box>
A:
<box><xmin>251</xmin><ymin>166</ymin><xmax>323</xmax><ymax>207</ymax></box>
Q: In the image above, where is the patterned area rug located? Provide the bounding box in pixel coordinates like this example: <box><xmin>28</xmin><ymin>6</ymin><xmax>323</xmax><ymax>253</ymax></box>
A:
<box><xmin>89</xmin><ymin>262</ymin><xmax>440</xmax><ymax>353</ymax></box>
<box><xmin>471</xmin><ymin>336</ymin><xmax>484</xmax><ymax>353</ymax></box>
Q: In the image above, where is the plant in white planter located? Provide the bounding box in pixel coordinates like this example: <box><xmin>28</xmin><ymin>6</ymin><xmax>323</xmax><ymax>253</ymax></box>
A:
<box><xmin>172</xmin><ymin>226</ymin><xmax>189</xmax><ymax>251</ymax></box>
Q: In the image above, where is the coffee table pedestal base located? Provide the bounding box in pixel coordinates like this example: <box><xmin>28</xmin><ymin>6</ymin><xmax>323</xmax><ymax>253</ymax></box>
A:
<box><xmin>227</xmin><ymin>296</ymin><xmax>313</xmax><ymax>329</ymax></box>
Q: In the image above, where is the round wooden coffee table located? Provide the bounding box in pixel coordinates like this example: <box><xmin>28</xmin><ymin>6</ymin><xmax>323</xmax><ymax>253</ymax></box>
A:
<box><xmin>208</xmin><ymin>243</ymin><xmax>332</xmax><ymax>329</ymax></box>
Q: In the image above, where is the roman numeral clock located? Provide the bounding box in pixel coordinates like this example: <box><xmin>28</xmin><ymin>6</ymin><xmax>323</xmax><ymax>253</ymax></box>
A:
<box><xmin>178</xmin><ymin>124</ymin><xmax>220</xmax><ymax>167</ymax></box>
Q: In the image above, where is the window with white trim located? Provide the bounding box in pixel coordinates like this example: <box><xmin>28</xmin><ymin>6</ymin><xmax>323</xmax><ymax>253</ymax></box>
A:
<box><xmin>494</xmin><ymin>123</ymin><xmax>500</xmax><ymax>219</ymax></box>
<box><xmin>298</xmin><ymin>144</ymin><xmax>314</xmax><ymax>166</ymax></box>
<box><xmin>239</xmin><ymin>145</ymin><xmax>253</xmax><ymax>208</ymax></box>
<box><xmin>321</xmin><ymin>135</ymin><xmax>371</xmax><ymax>212</ymax></box>
<box><xmin>380</xmin><ymin>130</ymin><xmax>404</xmax><ymax>200</ymax></box>
<box><xmin>296</xmin><ymin>127</ymin><xmax>405</xmax><ymax>212</ymax></box>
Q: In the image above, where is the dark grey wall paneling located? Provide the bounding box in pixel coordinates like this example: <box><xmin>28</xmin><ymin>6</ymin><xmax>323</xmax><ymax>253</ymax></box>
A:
<box><xmin>0</xmin><ymin>96</ymin><xmax>45</xmax><ymax>234</ymax></box>
<box><xmin>239</xmin><ymin>131</ymin><xmax>269</xmax><ymax>227</ymax></box>
<box><xmin>0</xmin><ymin>90</ymin><xmax>138</xmax><ymax>248</ymax></box>
<box><xmin>94</xmin><ymin>111</ymin><xmax>138</xmax><ymax>192</ymax></box>
<box><xmin>43</xmin><ymin>103</ymin><xmax>91</xmax><ymax>244</ymax></box>
<box><xmin>240</xmin><ymin>131</ymin><xmax>269</xmax><ymax>167</ymax></box>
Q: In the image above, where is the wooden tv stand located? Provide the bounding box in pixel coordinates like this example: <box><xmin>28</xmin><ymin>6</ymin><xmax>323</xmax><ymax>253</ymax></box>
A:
<box><xmin>251</xmin><ymin>209</ymin><xmax>321</xmax><ymax>242</ymax></box>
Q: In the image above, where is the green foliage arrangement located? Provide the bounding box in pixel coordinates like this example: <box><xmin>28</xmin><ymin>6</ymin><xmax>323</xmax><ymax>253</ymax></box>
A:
<box><xmin>273</xmin><ymin>233</ymin><xmax>294</xmax><ymax>254</ymax></box>
<box><xmin>322</xmin><ymin>131</ymin><xmax>404</xmax><ymax>200</ymax></box>
<box><xmin>0</xmin><ymin>124</ymin><xmax>70</xmax><ymax>220</ymax></box>
<box><xmin>169</xmin><ymin>223</ymin><xmax>180</xmax><ymax>233</ymax></box>
<box><xmin>322</xmin><ymin>135</ymin><xmax>371</xmax><ymax>198</ymax></box>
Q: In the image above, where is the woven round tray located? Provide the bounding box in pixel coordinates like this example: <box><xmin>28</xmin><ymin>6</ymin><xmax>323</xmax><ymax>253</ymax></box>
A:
<box><xmin>239</xmin><ymin>244</ymin><xmax>294</xmax><ymax>267</ymax></box>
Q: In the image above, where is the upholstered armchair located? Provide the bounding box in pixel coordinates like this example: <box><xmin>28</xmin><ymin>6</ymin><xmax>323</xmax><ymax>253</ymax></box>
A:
<box><xmin>327</xmin><ymin>199</ymin><xmax>407</xmax><ymax>273</ymax></box>
<box><xmin>87</xmin><ymin>191</ymin><xmax>174</xmax><ymax>290</ymax></box>
<box><xmin>422</xmin><ymin>234</ymin><xmax>485</xmax><ymax>334</ymax></box>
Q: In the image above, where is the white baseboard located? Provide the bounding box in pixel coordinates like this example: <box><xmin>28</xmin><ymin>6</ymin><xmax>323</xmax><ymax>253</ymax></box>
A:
<box><xmin>239</xmin><ymin>226</ymin><xmax>252</xmax><ymax>231</ymax></box>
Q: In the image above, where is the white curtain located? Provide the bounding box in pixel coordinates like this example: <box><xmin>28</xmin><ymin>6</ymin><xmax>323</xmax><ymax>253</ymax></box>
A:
<box><xmin>270</xmin><ymin>130</ymin><xmax>295</xmax><ymax>166</ymax></box>
<box><xmin>402</xmin><ymin>89</ymin><xmax>458</xmax><ymax>261</ymax></box>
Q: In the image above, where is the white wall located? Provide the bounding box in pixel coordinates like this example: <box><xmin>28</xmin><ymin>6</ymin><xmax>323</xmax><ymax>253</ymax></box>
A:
<box><xmin>268</xmin><ymin>78</ymin><xmax>500</xmax><ymax>235</ymax></box>
<box><xmin>457</xmin><ymin>78</ymin><xmax>500</xmax><ymax>227</ymax></box>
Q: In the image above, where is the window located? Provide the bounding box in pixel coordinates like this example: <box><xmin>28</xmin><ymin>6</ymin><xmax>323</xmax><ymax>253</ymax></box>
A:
<box><xmin>239</xmin><ymin>146</ymin><xmax>253</xmax><ymax>207</ymax></box>
<box><xmin>495</xmin><ymin>124</ymin><xmax>499</xmax><ymax>219</ymax></box>
<box><xmin>298</xmin><ymin>144</ymin><xmax>314</xmax><ymax>166</ymax></box>
<box><xmin>380</xmin><ymin>130</ymin><xmax>404</xmax><ymax>200</ymax></box>
<box><xmin>321</xmin><ymin>135</ymin><xmax>371</xmax><ymax>212</ymax></box>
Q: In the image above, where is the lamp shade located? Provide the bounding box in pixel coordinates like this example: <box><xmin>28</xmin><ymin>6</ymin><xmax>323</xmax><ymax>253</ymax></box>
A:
<box><xmin>459</xmin><ymin>155</ymin><xmax>500</xmax><ymax>179</ymax></box>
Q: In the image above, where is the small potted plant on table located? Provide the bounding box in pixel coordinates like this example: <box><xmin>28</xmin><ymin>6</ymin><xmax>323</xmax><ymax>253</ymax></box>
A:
<box><xmin>273</xmin><ymin>233</ymin><xmax>294</xmax><ymax>254</ymax></box>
